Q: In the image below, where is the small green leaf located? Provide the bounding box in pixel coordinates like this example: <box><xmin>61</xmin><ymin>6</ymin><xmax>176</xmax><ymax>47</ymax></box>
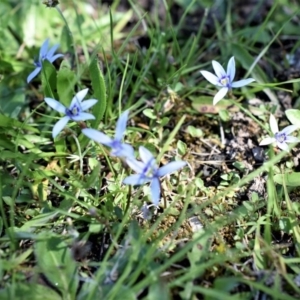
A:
<box><xmin>35</xmin><ymin>234</ymin><xmax>78</xmax><ymax>298</ymax></box>
<box><xmin>41</xmin><ymin>60</ymin><xmax>58</xmax><ymax>98</ymax></box>
<box><xmin>187</xmin><ymin>125</ymin><xmax>203</xmax><ymax>138</ymax></box>
<box><xmin>89</xmin><ymin>58</ymin><xmax>107</xmax><ymax>126</ymax></box>
<box><xmin>243</xmin><ymin>201</ymin><xmax>254</xmax><ymax>212</ymax></box>
<box><xmin>274</xmin><ymin>172</ymin><xmax>300</xmax><ymax>186</ymax></box>
<box><xmin>158</xmin><ymin>117</ymin><xmax>170</xmax><ymax>127</ymax></box>
<box><xmin>89</xmin><ymin>223</ymin><xmax>103</xmax><ymax>233</ymax></box>
<box><xmin>177</xmin><ymin>140</ymin><xmax>187</xmax><ymax>155</ymax></box>
<box><xmin>218</xmin><ymin>109</ymin><xmax>230</xmax><ymax>122</ymax></box>
<box><xmin>57</xmin><ymin>60</ymin><xmax>77</xmax><ymax>107</ymax></box>
<box><xmin>232</xmin><ymin>161</ymin><xmax>245</xmax><ymax>171</ymax></box>
<box><xmin>143</xmin><ymin>108</ymin><xmax>157</xmax><ymax>119</ymax></box>
<box><xmin>220</xmin><ymin>174</ymin><xmax>229</xmax><ymax>181</ymax></box>
<box><xmin>195</xmin><ymin>178</ymin><xmax>204</xmax><ymax>189</ymax></box>
<box><xmin>285</xmin><ymin>109</ymin><xmax>300</xmax><ymax>127</ymax></box>
<box><xmin>279</xmin><ymin>217</ymin><xmax>293</xmax><ymax>233</ymax></box>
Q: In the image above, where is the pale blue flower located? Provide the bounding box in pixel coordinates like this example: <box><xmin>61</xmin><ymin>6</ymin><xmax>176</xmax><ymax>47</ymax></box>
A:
<box><xmin>44</xmin><ymin>89</ymin><xmax>97</xmax><ymax>138</ymax></box>
<box><xmin>27</xmin><ymin>39</ymin><xmax>63</xmax><ymax>83</ymax></box>
<box><xmin>123</xmin><ymin>146</ymin><xmax>186</xmax><ymax>205</ymax></box>
<box><xmin>260</xmin><ymin>114</ymin><xmax>299</xmax><ymax>151</ymax></box>
<box><xmin>200</xmin><ymin>56</ymin><xmax>255</xmax><ymax>105</ymax></box>
<box><xmin>82</xmin><ymin>110</ymin><xmax>134</xmax><ymax>158</ymax></box>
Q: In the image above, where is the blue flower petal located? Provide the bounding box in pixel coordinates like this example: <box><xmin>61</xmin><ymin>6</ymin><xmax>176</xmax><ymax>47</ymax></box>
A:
<box><xmin>212</xmin><ymin>60</ymin><xmax>226</xmax><ymax>78</ymax></box>
<box><xmin>44</xmin><ymin>97</ymin><xmax>66</xmax><ymax>114</ymax></box>
<box><xmin>276</xmin><ymin>142</ymin><xmax>289</xmax><ymax>151</ymax></box>
<box><xmin>82</xmin><ymin>128</ymin><xmax>113</xmax><ymax>146</ymax></box>
<box><xmin>150</xmin><ymin>177</ymin><xmax>161</xmax><ymax>205</ymax></box>
<box><xmin>115</xmin><ymin>110</ymin><xmax>129</xmax><ymax>141</ymax></box>
<box><xmin>139</xmin><ymin>146</ymin><xmax>155</xmax><ymax>165</ymax></box>
<box><xmin>213</xmin><ymin>87</ymin><xmax>228</xmax><ymax>105</ymax></box>
<box><xmin>231</xmin><ymin>78</ymin><xmax>255</xmax><ymax>88</ymax></box>
<box><xmin>111</xmin><ymin>143</ymin><xmax>134</xmax><ymax>158</ymax></box>
<box><xmin>27</xmin><ymin>67</ymin><xmax>41</xmax><ymax>83</ymax></box>
<box><xmin>70</xmin><ymin>89</ymin><xmax>89</xmax><ymax>107</ymax></box>
<box><xmin>47</xmin><ymin>44</ymin><xmax>60</xmax><ymax>59</ymax></box>
<box><xmin>281</xmin><ymin>125</ymin><xmax>298</xmax><ymax>135</ymax></box>
<box><xmin>157</xmin><ymin>161</ymin><xmax>186</xmax><ymax>177</ymax></box>
<box><xmin>71</xmin><ymin>112</ymin><xmax>95</xmax><ymax>121</ymax></box>
<box><xmin>269</xmin><ymin>114</ymin><xmax>279</xmax><ymax>134</ymax></box>
<box><xmin>259</xmin><ymin>137</ymin><xmax>276</xmax><ymax>146</ymax></box>
<box><xmin>49</xmin><ymin>53</ymin><xmax>64</xmax><ymax>63</ymax></box>
<box><xmin>285</xmin><ymin>136</ymin><xmax>300</xmax><ymax>143</ymax></box>
<box><xmin>227</xmin><ymin>57</ymin><xmax>236</xmax><ymax>82</ymax></box>
<box><xmin>200</xmin><ymin>71</ymin><xmax>220</xmax><ymax>86</ymax></box>
<box><xmin>80</xmin><ymin>99</ymin><xmax>98</xmax><ymax>111</ymax></box>
<box><xmin>126</xmin><ymin>157</ymin><xmax>145</xmax><ymax>173</ymax></box>
<box><xmin>40</xmin><ymin>39</ymin><xmax>49</xmax><ymax>57</ymax></box>
<box><xmin>52</xmin><ymin>116</ymin><xmax>70</xmax><ymax>138</ymax></box>
<box><xmin>123</xmin><ymin>174</ymin><xmax>150</xmax><ymax>185</ymax></box>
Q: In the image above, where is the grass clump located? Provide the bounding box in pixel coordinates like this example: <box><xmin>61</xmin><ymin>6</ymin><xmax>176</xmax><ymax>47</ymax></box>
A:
<box><xmin>1</xmin><ymin>0</ymin><xmax>300</xmax><ymax>299</ymax></box>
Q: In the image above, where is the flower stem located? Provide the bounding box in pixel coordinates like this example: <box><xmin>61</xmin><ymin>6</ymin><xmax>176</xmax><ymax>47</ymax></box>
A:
<box><xmin>123</xmin><ymin>160</ymin><xmax>132</xmax><ymax>214</ymax></box>
<box><xmin>72</xmin><ymin>134</ymin><xmax>83</xmax><ymax>174</ymax></box>
<box><xmin>161</xmin><ymin>180</ymin><xmax>167</xmax><ymax>208</ymax></box>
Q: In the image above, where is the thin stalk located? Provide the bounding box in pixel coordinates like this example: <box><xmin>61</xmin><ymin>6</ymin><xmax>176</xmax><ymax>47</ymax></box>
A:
<box><xmin>72</xmin><ymin>134</ymin><xmax>83</xmax><ymax>174</ymax></box>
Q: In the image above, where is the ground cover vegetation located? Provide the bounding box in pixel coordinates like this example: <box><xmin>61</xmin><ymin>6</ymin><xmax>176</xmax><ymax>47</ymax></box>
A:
<box><xmin>1</xmin><ymin>0</ymin><xmax>300</xmax><ymax>299</ymax></box>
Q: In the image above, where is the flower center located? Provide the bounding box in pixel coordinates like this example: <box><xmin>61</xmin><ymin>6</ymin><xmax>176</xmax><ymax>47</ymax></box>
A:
<box><xmin>112</xmin><ymin>140</ymin><xmax>121</xmax><ymax>148</ymax></box>
<box><xmin>34</xmin><ymin>60</ymin><xmax>42</xmax><ymax>68</ymax></box>
<box><xmin>220</xmin><ymin>76</ymin><xmax>231</xmax><ymax>87</ymax></box>
<box><xmin>66</xmin><ymin>104</ymin><xmax>81</xmax><ymax>118</ymax></box>
<box><xmin>111</xmin><ymin>140</ymin><xmax>122</xmax><ymax>155</ymax></box>
<box><xmin>275</xmin><ymin>132</ymin><xmax>286</xmax><ymax>143</ymax></box>
<box><xmin>141</xmin><ymin>158</ymin><xmax>157</xmax><ymax>178</ymax></box>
